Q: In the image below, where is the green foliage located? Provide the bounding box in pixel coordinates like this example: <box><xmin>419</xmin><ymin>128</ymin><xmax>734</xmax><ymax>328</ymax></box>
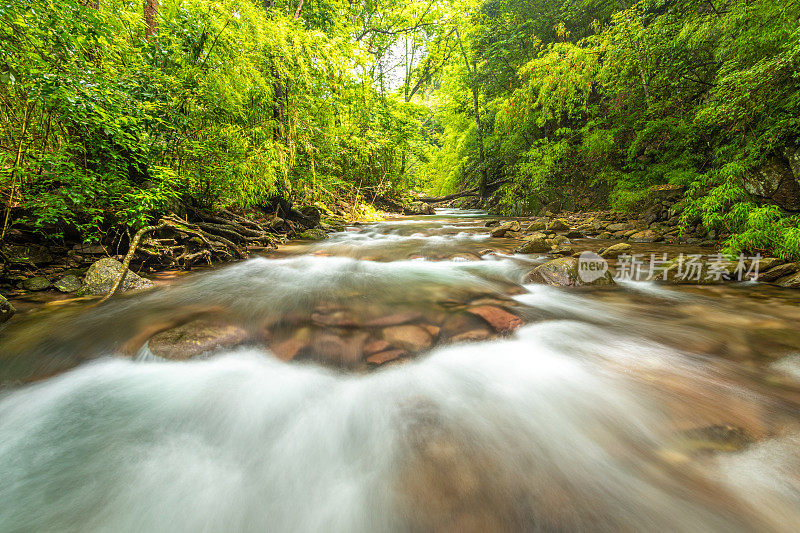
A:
<box><xmin>422</xmin><ymin>0</ymin><xmax>800</xmax><ymax>259</ymax></box>
<box><xmin>0</xmin><ymin>0</ymin><xmax>426</xmax><ymax>241</ymax></box>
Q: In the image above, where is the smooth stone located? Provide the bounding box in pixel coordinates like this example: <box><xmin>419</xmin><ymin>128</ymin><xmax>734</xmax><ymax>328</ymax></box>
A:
<box><xmin>382</xmin><ymin>325</ymin><xmax>433</xmax><ymax>352</ymax></box>
<box><xmin>601</xmin><ymin>243</ymin><xmax>632</xmax><ymax>258</ymax></box>
<box><xmin>149</xmin><ymin>321</ymin><xmax>249</xmax><ymax>360</ymax></box>
<box><xmin>466</xmin><ymin>305</ymin><xmax>523</xmax><ymax>333</ymax></box>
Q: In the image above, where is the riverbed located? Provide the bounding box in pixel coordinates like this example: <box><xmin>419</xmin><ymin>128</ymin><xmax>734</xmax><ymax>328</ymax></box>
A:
<box><xmin>1</xmin><ymin>209</ymin><xmax>800</xmax><ymax>532</ymax></box>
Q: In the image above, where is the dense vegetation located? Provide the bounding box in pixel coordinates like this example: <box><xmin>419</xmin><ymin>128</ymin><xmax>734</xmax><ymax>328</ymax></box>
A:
<box><xmin>2</xmin><ymin>0</ymin><xmax>799</xmax><ymax>258</ymax></box>
<box><xmin>0</xmin><ymin>0</ymin><xmax>437</xmax><ymax>241</ymax></box>
<box><xmin>425</xmin><ymin>0</ymin><xmax>800</xmax><ymax>258</ymax></box>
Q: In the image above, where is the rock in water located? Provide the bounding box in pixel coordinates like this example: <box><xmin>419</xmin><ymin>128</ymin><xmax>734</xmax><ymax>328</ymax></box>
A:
<box><xmin>299</xmin><ymin>228</ymin><xmax>328</xmax><ymax>240</ymax></box>
<box><xmin>79</xmin><ymin>258</ymin><xmax>155</xmax><ymax>296</ymax></box>
<box><xmin>405</xmin><ymin>201</ymin><xmax>436</xmax><ymax>215</ymax></box>
<box><xmin>22</xmin><ymin>276</ymin><xmax>51</xmax><ymax>291</ymax></box>
<box><xmin>148</xmin><ymin>321</ymin><xmax>249</xmax><ymax>360</ymax></box>
<box><xmin>524</xmin><ymin>257</ymin><xmax>615</xmax><ymax>287</ymax></box>
<box><xmin>0</xmin><ymin>294</ymin><xmax>15</xmax><ymax>323</ymax></box>
<box><xmin>490</xmin><ymin>221</ymin><xmax>521</xmax><ymax>237</ymax></box>
<box><xmin>516</xmin><ymin>237</ymin><xmax>549</xmax><ymax>254</ymax></box>
<box><xmin>629</xmin><ymin>229</ymin><xmax>662</xmax><ymax>243</ymax></box>
<box><xmin>601</xmin><ymin>243</ymin><xmax>632</xmax><ymax>258</ymax></box>
<box><xmin>546</xmin><ymin>219</ymin><xmax>570</xmax><ymax>231</ymax></box>
<box><xmin>54</xmin><ymin>275</ymin><xmax>82</xmax><ymax>293</ymax></box>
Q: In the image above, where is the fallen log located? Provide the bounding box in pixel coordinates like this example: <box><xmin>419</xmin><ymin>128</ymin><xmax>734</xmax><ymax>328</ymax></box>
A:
<box><xmin>417</xmin><ymin>180</ymin><xmax>510</xmax><ymax>204</ymax></box>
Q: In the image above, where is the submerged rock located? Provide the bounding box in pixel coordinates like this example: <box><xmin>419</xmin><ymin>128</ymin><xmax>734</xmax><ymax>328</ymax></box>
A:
<box><xmin>149</xmin><ymin>321</ymin><xmax>249</xmax><ymax>360</ymax></box>
<box><xmin>524</xmin><ymin>257</ymin><xmax>615</xmax><ymax>287</ymax></box>
<box><xmin>79</xmin><ymin>258</ymin><xmax>155</xmax><ymax>296</ymax></box>
<box><xmin>0</xmin><ymin>294</ymin><xmax>15</xmax><ymax>323</ymax></box>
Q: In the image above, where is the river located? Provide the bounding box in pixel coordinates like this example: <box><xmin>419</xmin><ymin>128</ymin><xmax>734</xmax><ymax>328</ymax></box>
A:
<box><xmin>2</xmin><ymin>209</ymin><xmax>800</xmax><ymax>532</ymax></box>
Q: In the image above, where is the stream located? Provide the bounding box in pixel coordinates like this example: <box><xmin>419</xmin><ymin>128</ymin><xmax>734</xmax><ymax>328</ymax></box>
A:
<box><xmin>2</xmin><ymin>209</ymin><xmax>800</xmax><ymax>532</ymax></box>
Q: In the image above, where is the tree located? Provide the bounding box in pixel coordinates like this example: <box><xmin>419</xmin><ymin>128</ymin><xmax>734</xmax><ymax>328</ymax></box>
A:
<box><xmin>144</xmin><ymin>0</ymin><xmax>158</xmax><ymax>39</ymax></box>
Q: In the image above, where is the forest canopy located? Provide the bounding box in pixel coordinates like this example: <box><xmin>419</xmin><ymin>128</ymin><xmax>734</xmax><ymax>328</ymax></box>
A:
<box><xmin>1</xmin><ymin>0</ymin><xmax>799</xmax><ymax>258</ymax></box>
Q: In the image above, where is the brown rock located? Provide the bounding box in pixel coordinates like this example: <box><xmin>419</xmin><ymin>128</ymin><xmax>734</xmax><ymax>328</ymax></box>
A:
<box><xmin>441</xmin><ymin>313</ymin><xmax>494</xmax><ymax>342</ymax></box>
<box><xmin>600</xmin><ymin>243</ymin><xmax>631</xmax><ymax>258</ymax></box>
<box><xmin>365</xmin><ymin>310</ymin><xmax>423</xmax><ymax>327</ymax></box>
<box><xmin>149</xmin><ymin>320</ymin><xmax>249</xmax><ymax>360</ymax></box>
<box><xmin>382</xmin><ymin>325</ymin><xmax>433</xmax><ymax>352</ymax></box>
<box><xmin>490</xmin><ymin>221</ymin><xmax>521</xmax><ymax>237</ymax></box>
<box><xmin>364</xmin><ymin>339</ymin><xmax>392</xmax><ymax>355</ymax></box>
<box><xmin>270</xmin><ymin>326</ymin><xmax>313</xmax><ymax>361</ymax></box>
<box><xmin>366</xmin><ymin>349</ymin><xmax>407</xmax><ymax>365</ymax></box>
<box><xmin>759</xmin><ymin>262</ymin><xmax>799</xmax><ymax>282</ymax></box>
<box><xmin>629</xmin><ymin>229</ymin><xmax>662</xmax><ymax>243</ymax></box>
<box><xmin>311</xmin><ymin>329</ymin><xmax>369</xmax><ymax>365</ymax></box>
<box><xmin>777</xmin><ymin>271</ymin><xmax>800</xmax><ymax>288</ymax></box>
<box><xmin>467</xmin><ymin>305</ymin><xmax>523</xmax><ymax>333</ymax></box>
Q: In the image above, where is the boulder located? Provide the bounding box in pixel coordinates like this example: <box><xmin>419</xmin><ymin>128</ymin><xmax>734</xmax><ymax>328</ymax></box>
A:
<box><xmin>565</xmin><ymin>230</ymin><xmax>585</xmax><ymax>239</ymax></box>
<box><xmin>0</xmin><ymin>294</ymin><xmax>15</xmax><ymax>323</ymax></box>
<box><xmin>524</xmin><ymin>221</ymin><xmax>547</xmax><ymax>232</ymax></box>
<box><xmin>54</xmin><ymin>274</ymin><xmax>82</xmax><ymax>293</ymax></box>
<box><xmin>22</xmin><ymin>276</ymin><xmax>51</xmax><ymax>291</ymax></box>
<box><xmin>406</xmin><ymin>201</ymin><xmax>436</xmax><ymax>215</ymax></box>
<box><xmin>629</xmin><ymin>229</ymin><xmax>662</xmax><ymax>243</ymax></box>
<box><xmin>524</xmin><ymin>256</ymin><xmax>615</xmax><ymax>287</ymax></box>
<box><xmin>759</xmin><ymin>263</ymin><xmax>799</xmax><ymax>282</ymax></box>
<box><xmin>490</xmin><ymin>221</ymin><xmax>521</xmax><ymax>237</ymax></box>
<box><xmin>516</xmin><ymin>237</ymin><xmax>549</xmax><ymax>254</ymax></box>
<box><xmin>79</xmin><ymin>258</ymin><xmax>155</xmax><ymax>296</ymax></box>
<box><xmin>777</xmin><ymin>271</ymin><xmax>800</xmax><ymax>288</ymax></box>
<box><xmin>547</xmin><ymin>218</ymin><xmax>570</xmax><ymax>231</ymax></box>
<box><xmin>600</xmin><ymin>243</ymin><xmax>632</xmax><ymax>258</ymax></box>
<box><xmin>299</xmin><ymin>228</ymin><xmax>328</xmax><ymax>240</ymax></box>
<box><xmin>742</xmin><ymin>155</ymin><xmax>800</xmax><ymax>211</ymax></box>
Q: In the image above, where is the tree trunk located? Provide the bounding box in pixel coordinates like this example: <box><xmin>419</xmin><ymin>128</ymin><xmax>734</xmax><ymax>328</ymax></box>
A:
<box><xmin>144</xmin><ymin>0</ymin><xmax>158</xmax><ymax>40</ymax></box>
<box><xmin>456</xmin><ymin>29</ymin><xmax>489</xmax><ymax>199</ymax></box>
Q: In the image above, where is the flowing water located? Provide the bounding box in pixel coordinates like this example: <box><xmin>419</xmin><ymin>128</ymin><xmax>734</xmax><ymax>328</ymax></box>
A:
<box><xmin>2</xmin><ymin>209</ymin><xmax>800</xmax><ymax>532</ymax></box>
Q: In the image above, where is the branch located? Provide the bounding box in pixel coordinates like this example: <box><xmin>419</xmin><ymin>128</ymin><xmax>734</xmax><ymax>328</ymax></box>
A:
<box><xmin>100</xmin><ymin>221</ymin><xmax>167</xmax><ymax>303</ymax></box>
